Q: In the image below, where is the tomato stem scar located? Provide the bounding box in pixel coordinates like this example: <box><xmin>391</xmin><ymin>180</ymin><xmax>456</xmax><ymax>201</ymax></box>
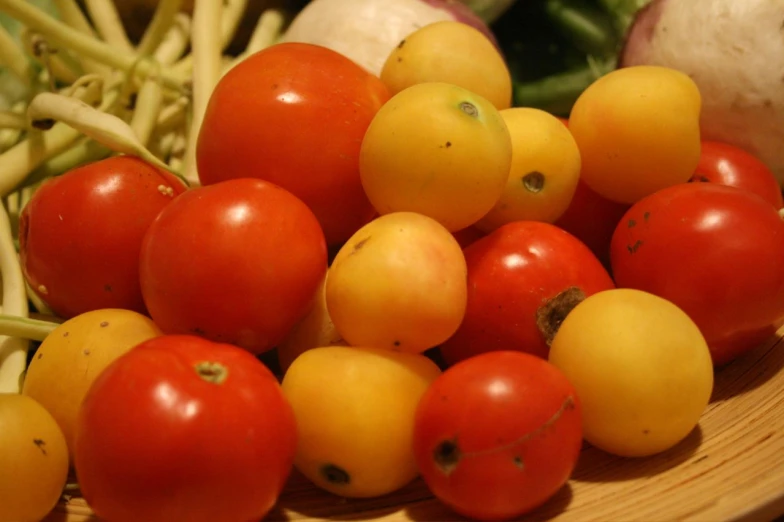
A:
<box><xmin>194</xmin><ymin>361</ymin><xmax>228</xmax><ymax>384</ymax></box>
<box><xmin>320</xmin><ymin>464</ymin><xmax>350</xmax><ymax>485</ymax></box>
<box><xmin>459</xmin><ymin>101</ymin><xmax>478</xmax><ymax>118</ymax></box>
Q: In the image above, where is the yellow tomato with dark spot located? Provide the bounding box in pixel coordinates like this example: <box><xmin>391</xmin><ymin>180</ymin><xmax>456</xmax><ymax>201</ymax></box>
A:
<box><xmin>0</xmin><ymin>393</ymin><xmax>69</xmax><ymax>522</ymax></box>
<box><xmin>568</xmin><ymin>65</ymin><xmax>701</xmax><ymax>204</ymax></box>
<box><xmin>360</xmin><ymin>82</ymin><xmax>512</xmax><ymax>232</ymax></box>
<box><xmin>281</xmin><ymin>346</ymin><xmax>442</xmax><ymax>498</ymax></box>
<box><xmin>548</xmin><ymin>289</ymin><xmax>713</xmax><ymax>457</ymax></box>
<box><xmin>22</xmin><ymin>308</ymin><xmax>162</xmax><ymax>460</ymax></box>
<box><xmin>326</xmin><ymin>212</ymin><xmax>467</xmax><ymax>353</ymax></box>
<box><xmin>476</xmin><ymin>108</ymin><xmax>581</xmax><ymax>232</ymax></box>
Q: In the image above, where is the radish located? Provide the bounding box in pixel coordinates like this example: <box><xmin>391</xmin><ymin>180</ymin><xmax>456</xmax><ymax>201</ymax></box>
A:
<box><xmin>280</xmin><ymin>0</ymin><xmax>498</xmax><ymax>76</ymax></box>
<box><xmin>620</xmin><ymin>0</ymin><xmax>784</xmax><ymax>186</ymax></box>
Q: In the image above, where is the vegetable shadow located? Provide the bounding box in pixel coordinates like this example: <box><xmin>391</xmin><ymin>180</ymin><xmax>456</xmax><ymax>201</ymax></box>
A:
<box><xmin>403</xmin><ymin>482</ymin><xmax>575</xmax><ymax>522</ymax></box>
<box><xmin>710</xmin><ymin>329</ymin><xmax>784</xmax><ymax>403</ymax></box>
<box><xmin>571</xmin><ymin>424</ymin><xmax>703</xmax><ymax>483</ymax></box>
<box><xmin>267</xmin><ymin>471</ymin><xmax>433</xmax><ymax>521</ymax></box>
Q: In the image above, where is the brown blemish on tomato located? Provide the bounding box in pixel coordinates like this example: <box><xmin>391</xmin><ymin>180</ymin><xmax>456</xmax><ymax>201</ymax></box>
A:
<box><xmin>628</xmin><ymin>219</ymin><xmax>637</xmax><ymax>228</ymax></box>
<box><xmin>100</xmin><ymin>321</ymin><xmax>109</xmax><ymax>327</ymax></box>
<box><xmin>397</xmin><ymin>39</ymin><xmax>406</xmax><ymax>49</ymax></box>
<box><xmin>321</xmin><ymin>464</ymin><xmax>351</xmax><ymax>485</ymax></box>
<box><xmin>522</xmin><ymin>171</ymin><xmax>545</xmax><ymax>193</ymax></box>
<box><xmin>433</xmin><ymin>396</ymin><xmax>576</xmax><ymax>476</ymax></box>
<box><xmin>351</xmin><ymin>237</ymin><xmax>370</xmax><ymax>254</ymax></box>
<box><xmin>643</xmin><ymin>211</ymin><xmax>651</xmax><ymax>221</ymax></box>
<box><xmin>536</xmin><ymin>287</ymin><xmax>586</xmax><ymax>346</ymax></box>
<box><xmin>33</xmin><ymin>439</ymin><xmax>47</xmax><ymax>455</ymax></box>
<box><xmin>627</xmin><ymin>240</ymin><xmax>643</xmax><ymax>254</ymax></box>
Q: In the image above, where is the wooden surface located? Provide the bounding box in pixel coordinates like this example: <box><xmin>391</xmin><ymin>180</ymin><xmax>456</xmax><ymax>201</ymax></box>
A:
<box><xmin>47</xmin><ymin>327</ymin><xmax>784</xmax><ymax>522</ymax></box>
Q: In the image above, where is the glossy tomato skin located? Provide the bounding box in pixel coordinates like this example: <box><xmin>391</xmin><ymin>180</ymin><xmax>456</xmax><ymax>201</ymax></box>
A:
<box><xmin>554</xmin><ymin>179</ymin><xmax>630</xmax><ymax>271</ymax></box>
<box><xmin>691</xmin><ymin>140</ymin><xmax>784</xmax><ymax>209</ymax></box>
<box><xmin>611</xmin><ymin>183</ymin><xmax>784</xmax><ymax>366</ymax></box>
<box><xmin>74</xmin><ymin>335</ymin><xmax>298</xmax><ymax>522</ymax></box>
<box><xmin>196</xmin><ymin>42</ymin><xmax>390</xmax><ymax>246</ymax></box>
<box><xmin>19</xmin><ymin>156</ymin><xmax>185</xmax><ymax>318</ymax></box>
<box><xmin>413</xmin><ymin>351</ymin><xmax>582</xmax><ymax>520</ymax></box>
<box><xmin>139</xmin><ymin>178</ymin><xmax>327</xmax><ymax>354</ymax></box>
<box><xmin>439</xmin><ymin>221</ymin><xmax>615</xmax><ymax>365</ymax></box>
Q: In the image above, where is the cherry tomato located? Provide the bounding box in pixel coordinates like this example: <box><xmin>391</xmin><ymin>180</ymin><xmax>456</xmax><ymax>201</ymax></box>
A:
<box><xmin>74</xmin><ymin>335</ymin><xmax>297</xmax><ymax>522</ymax></box>
<box><xmin>691</xmin><ymin>140</ymin><xmax>784</xmax><ymax>209</ymax></box>
<box><xmin>439</xmin><ymin>221</ymin><xmax>615</xmax><ymax>365</ymax></box>
<box><xmin>610</xmin><ymin>183</ymin><xmax>784</xmax><ymax>366</ymax></box>
<box><xmin>139</xmin><ymin>178</ymin><xmax>327</xmax><ymax>354</ymax></box>
<box><xmin>196</xmin><ymin>42</ymin><xmax>390</xmax><ymax>246</ymax></box>
<box><xmin>0</xmin><ymin>394</ymin><xmax>69</xmax><ymax>522</ymax></box>
<box><xmin>554</xmin><ymin>179</ymin><xmax>630</xmax><ymax>271</ymax></box>
<box><xmin>413</xmin><ymin>351</ymin><xmax>582</xmax><ymax>520</ymax></box>
<box><xmin>19</xmin><ymin>156</ymin><xmax>185</xmax><ymax>318</ymax></box>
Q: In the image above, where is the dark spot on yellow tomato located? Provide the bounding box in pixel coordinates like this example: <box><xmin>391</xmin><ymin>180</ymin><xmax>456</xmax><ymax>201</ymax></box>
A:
<box><xmin>321</xmin><ymin>464</ymin><xmax>350</xmax><ymax>485</ymax></box>
<box><xmin>100</xmin><ymin>321</ymin><xmax>109</xmax><ymax>327</ymax></box>
<box><xmin>522</xmin><ymin>171</ymin><xmax>545</xmax><ymax>193</ymax></box>
<box><xmin>33</xmin><ymin>439</ymin><xmax>47</xmax><ymax>455</ymax></box>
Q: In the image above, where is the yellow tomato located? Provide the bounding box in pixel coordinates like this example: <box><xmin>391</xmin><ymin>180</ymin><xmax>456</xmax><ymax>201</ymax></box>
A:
<box><xmin>0</xmin><ymin>393</ymin><xmax>69</xmax><ymax>522</ymax></box>
<box><xmin>22</xmin><ymin>308</ymin><xmax>162</xmax><ymax>460</ymax></box>
<box><xmin>548</xmin><ymin>289</ymin><xmax>714</xmax><ymax>457</ymax></box>
<box><xmin>360</xmin><ymin>82</ymin><xmax>512</xmax><ymax>232</ymax></box>
<box><xmin>568</xmin><ymin>65</ymin><xmax>702</xmax><ymax>204</ymax></box>
<box><xmin>276</xmin><ymin>274</ymin><xmax>346</xmax><ymax>373</ymax></box>
<box><xmin>380</xmin><ymin>21</ymin><xmax>512</xmax><ymax>110</ymax></box>
<box><xmin>281</xmin><ymin>346</ymin><xmax>442</xmax><ymax>498</ymax></box>
<box><xmin>476</xmin><ymin>108</ymin><xmax>581</xmax><ymax>232</ymax></box>
<box><xmin>326</xmin><ymin>212</ymin><xmax>467</xmax><ymax>353</ymax></box>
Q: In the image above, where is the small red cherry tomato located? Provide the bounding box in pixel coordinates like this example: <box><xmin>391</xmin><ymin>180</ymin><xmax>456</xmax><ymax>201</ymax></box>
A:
<box><xmin>439</xmin><ymin>221</ymin><xmax>615</xmax><ymax>365</ymax></box>
<box><xmin>611</xmin><ymin>182</ymin><xmax>784</xmax><ymax>366</ymax></box>
<box><xmin>196</xmin><ymin>42</ymin><xmax>390</xmax><ymax>246</ymax></box>
<box><xmin>691</xmin><ymin>140</ymin><xmax>783</xmax><ymax>209</ymax></box>
<box><xmin>19</xmin><ymin>156</ymin><xmax>185</xmax><ymax>318</ymax></box>
<box><xmin>413</xmin><ymin>351</ymin><xmax>582</xmax><ymax>520</ymax></box>
<box><xmin>554</xmin><ymin>179</ymin><xmax>630</xmax><ymax>271</ymax></box>
<box><xmin>74</xmin><ymin>335</ymin><xmax>298</xmax><ymax>522</ymax></box>
<box><xmin>139</xmin><ymin>178</ymin><xmax>327</xmax><ymax>354</ymax></box>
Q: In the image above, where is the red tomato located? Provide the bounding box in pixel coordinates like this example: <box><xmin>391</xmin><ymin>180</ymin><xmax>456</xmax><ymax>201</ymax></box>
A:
<box><xmin>554</xmin><ymin>178</ymin><xmax>630</xmax><ymax>271</ymax></box>
<box><xmin>196</xmin><ymin>42</ymin><xmax>391</xmax><ymax>246</ymax></box>
<box><xmin>74</xmin><ymin>335</ymin><xmax>297</xmax><ymax>522</ymax></box>
<box><xmin>19</xmin><ymin>156</ymin><xmax>185</xmax><ymax>318</ymax></box>
<box><xmin>139</xmin><ymin>178</ymin><xmax>327</xmax><ymax>354</ymax></box>
<box><xmin>413</xmin><ymin>351</ymin><xmax>582</xmax><ymax>520</ymax></box>
<box><xmin>691</xmin><ymin>140</ymin><xmax>784</xmax><ymax>209</ymax></box>
<box><xmin>610</xmin><ymin>183</ymin><xmax>784</xmax><ymax>366</ymax></box>
<box><xmin>439</xmin><ymin>221</ymin><xmax>615</xmax><ymax>365</ymax></box>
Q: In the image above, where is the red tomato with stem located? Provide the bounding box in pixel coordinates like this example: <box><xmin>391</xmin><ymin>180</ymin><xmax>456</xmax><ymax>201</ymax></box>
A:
<box><xmin>139</xmin><ymin>178</ymin><xmax>327</xmax><ymax>354</ymax></box>
<box><xmin>19</xmin><ymin>155</ymin><xmax>185</xmax><ymax>318</ymax></box>
<box><xmin>413</xmin><ymin>351</ymin><xmax>582</xmax><ymax>520</ymax></box>
<box><xmin>691</xmin><ymin>140</ymin><xmax>784</xmax><ymax>209</ymax></box>
<box><xmin>196</xmin><ymin>42</ymin><xmax>391</xmax><ymax>246</ymax></box>
<box><xmin>439</xmin><ymin>221</ymin><xmax>615</xmax><ymax>365</ymax></box>
<box><xmin>610</xmin><ymin>182</ymin><xmax>784</xmax><ymax>366</ymax></box>
<box><xmin>74</xmin><ymin>335</ymin><xmax>297</xmax><ymax>522</ymax></box>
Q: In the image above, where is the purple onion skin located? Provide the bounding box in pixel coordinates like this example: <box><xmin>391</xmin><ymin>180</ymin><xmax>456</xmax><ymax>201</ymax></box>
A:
<box><xmin>619</xmin><ymin>0</ymin><xmax>670</xmax><ymax>67</ymax></box>
<box><xmin>420</xmin><ymin>0</ymin><xmax>501</xmax><ymax>49</ymax></box>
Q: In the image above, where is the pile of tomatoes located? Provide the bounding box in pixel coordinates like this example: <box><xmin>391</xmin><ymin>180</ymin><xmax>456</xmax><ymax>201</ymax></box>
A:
<box><xmin>3</xmin><ymin>20</ymin><xmax>784</xmax><ymax>522</ymax></box>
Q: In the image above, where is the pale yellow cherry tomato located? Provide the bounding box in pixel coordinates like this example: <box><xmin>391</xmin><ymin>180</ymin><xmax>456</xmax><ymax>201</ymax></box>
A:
<box><xmin>326</xmin><ymin>211</ymin><xmax>467</xmax><ymax>353</ymax></box>
<box><xmin>359</xmin><ymin>82</ymin><xmax>512</xmax><ymax>232</ymax></box>
<box><xmin>380</xmin><ymin>21</ymin><xmax>512</xmax><ymax>110</ymax></box>
<box><xmin>281</xmin><ymin>346</ymin><xmax>442</xmax><ymax>498</ymax></box>
<box><xmin>475</xmin><ymin>108</ymin><xmax>581</xmax><ymax>232</ymax></box>
<box><xmin>0</xmin><ymin>393</ymin><xmax>69</xmax><ymax>522</ymax></box>
<box><xmin>548</xmin><ymin>289</ymin><xmax>714</xmax><ymax>457</ymax></box>
<box><xmin>276</xmin><ymin>274</ymin><xmax>346</xmax><ymax>374</ymax></box>
<box><xmin>568</xmin><ymin>65</ymin><xmax>702</xmax><ymax>204</ymax></box>
<box><xmin>22</xmin><ymin>308</ymin><xmax>162</xmax><ymax>460</ymax></box>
